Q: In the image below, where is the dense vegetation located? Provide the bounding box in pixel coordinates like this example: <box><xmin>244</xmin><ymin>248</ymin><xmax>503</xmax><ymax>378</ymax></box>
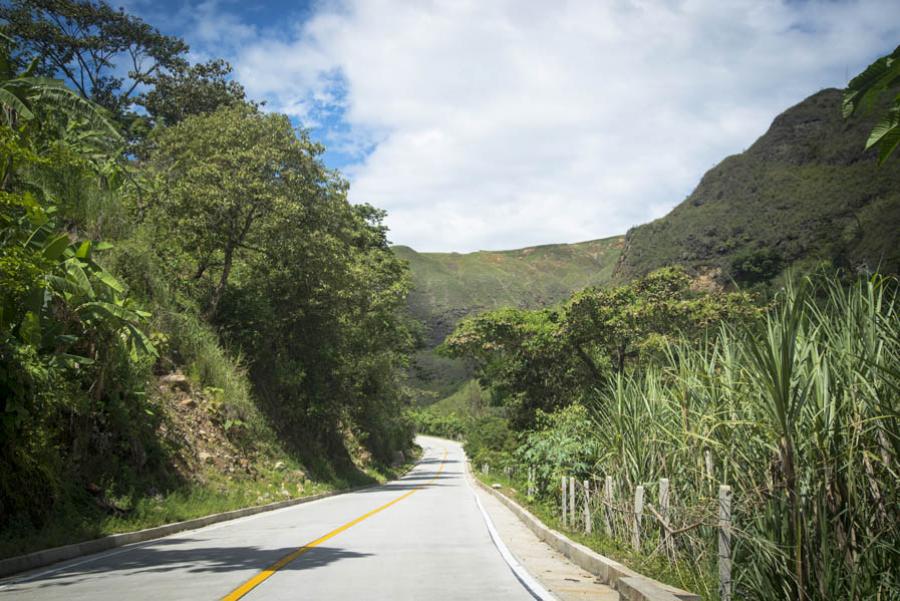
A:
<box><xmin>414</xmin><ymin>48</ymin><xmax>900</xmax><ymax>600</ymax></box>
<box><xmin>0</xmin><ymin>1</ymin><xmax>414</xmax><ymax>556</ymax></box>
<box><xmin>458</xmin><ymin>274</ymin><xmax>898</xmax><ymax>600</ymax></box>
<box><xmin>396</xmin><ymin>236</ymin><xmax>623</xmax><ymax>403</ymax></box>
<box><xmin>614</xmin><ymin>88</ymin><xmax>900</xmax><ymax>284</ymax></box>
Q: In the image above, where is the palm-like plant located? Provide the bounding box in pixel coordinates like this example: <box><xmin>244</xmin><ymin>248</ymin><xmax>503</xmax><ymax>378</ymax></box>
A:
<box><xmin>0</xmin><ymin>33</ymin><xmax>120</xmax><ymax>133</ymax></box>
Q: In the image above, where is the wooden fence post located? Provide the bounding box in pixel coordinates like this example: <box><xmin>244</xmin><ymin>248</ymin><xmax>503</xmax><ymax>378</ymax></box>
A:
<box><xmin>659</xmin><ymin>478</ymin><xmax>673</xmax><ymax>559</ymax></box>
<box><xmin>632</xmin><ymin>485</ymin><xmax>645</xmax><ymax>551</ymax></box>
<box><xmin>604</xmin><ymin>476</ymin><xmax>613</xmax><ymax>536</ymax></box>
<box><xmin>583</xmin><ymin>480</ymin><xmax>591</xmax><ymax>534</ymax></box>
<box><xmin>561</xmin><ymin>476</ymin><xmax>567</xmax><ymax>527</ymax></box>
<box><xmin>718</xmin><ymin>485</ymin><xmax>733</xmax><ymax>601</ymax></box>
<box><xmin>569</xmin><ymin>476</ymin><xmax>576</xmax><ymax>526</ymax></box>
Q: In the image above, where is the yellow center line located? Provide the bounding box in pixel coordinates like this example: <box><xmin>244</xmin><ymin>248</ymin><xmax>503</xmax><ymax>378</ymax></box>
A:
<box><xmin>222</xmin><ymin>448</ymin><xmax>448</xmax><ymax>601</ymax></box>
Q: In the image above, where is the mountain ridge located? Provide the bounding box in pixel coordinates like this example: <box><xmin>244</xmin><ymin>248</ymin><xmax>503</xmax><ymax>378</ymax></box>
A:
<box><xmin>613</xmin><ymin>88</ymin><xmax>900</xmax><ymax>282</ymax></box>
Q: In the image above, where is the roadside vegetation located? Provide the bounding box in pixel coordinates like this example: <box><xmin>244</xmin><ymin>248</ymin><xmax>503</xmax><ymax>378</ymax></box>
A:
<box><xmin>443</xmin><ymin>272</ymin><xmax>899</xmax><ymax>600</ymax></box>
<box><xmin>0</xmin><ymin>1</ymin><xmax>415</xmax><ymax>559</ymax></box>
<box><xmin>414</xmin><ymin>48</ymin><xmax>900</xmax><ymax>601</ymax></box>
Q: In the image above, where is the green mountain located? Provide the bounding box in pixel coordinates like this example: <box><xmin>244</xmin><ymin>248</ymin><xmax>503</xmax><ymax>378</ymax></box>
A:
<box><xmin>395</xmin><ymin>237</ymin><xmax>623</xmax><ymax>401</ymax></box>
<box><xmin>614</xmin><ymin>88</ymin><xmax>900</xmax><ymax>284</ymax></box>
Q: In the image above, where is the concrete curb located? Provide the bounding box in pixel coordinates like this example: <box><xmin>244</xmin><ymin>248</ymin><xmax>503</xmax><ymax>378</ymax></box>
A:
<box><xmin>0</xmin><ymin>456</ymin><xmax>423</xmax><ymax>580</ymax></box>
<box><xmin>470</xmin><ymin>472</ymin><xmax>700</xmax><ymax>601</ymax></box>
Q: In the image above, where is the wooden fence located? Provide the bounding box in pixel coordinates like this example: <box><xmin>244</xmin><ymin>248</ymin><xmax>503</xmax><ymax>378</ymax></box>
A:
<box><xmin>496</xmin><ymin>465</ymin><xmax>734</xmax><ymax>600</ymax></box>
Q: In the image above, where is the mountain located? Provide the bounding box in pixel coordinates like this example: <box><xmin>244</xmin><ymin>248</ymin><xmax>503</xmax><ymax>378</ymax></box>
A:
<box><xmin>614</xmin><ymin>88</ymin><xmax>900</xmax><ymax>284</ymax></box>
<box><xmin>395</xmin><ymin>237</ymin><xmax>623</xmax><ymax>401</ymax></box>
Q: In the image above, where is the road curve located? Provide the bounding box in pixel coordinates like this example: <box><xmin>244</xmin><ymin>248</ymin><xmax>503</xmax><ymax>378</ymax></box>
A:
<box><xmin>0</xmin><ymin>436</ymin><xmax>537</xmax><ymax>600</ymax></box>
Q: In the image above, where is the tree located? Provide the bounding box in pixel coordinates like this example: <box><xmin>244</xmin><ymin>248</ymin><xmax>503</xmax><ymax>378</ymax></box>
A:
<box><xmin>146</xmin><ymin>103</ymin><xmax>308</xmax><ymax>320</ymax></box>
<box><xmin>138</xmin><ymin>59</ymin><xmax>248</xmax><ymax>127</ymax></box>
<box><xmin>562</xmin><ymin>267</ymin><xmax>757</xmax><ymax>377</ymax></box>
<box><xmin>442</xmin><ymin>307</ymin><xmax>585</xmax><ymax>428</ymax></box>
<box><xmin>444</xmin><ymin>266</ymin><xmax>759</xmax><ymax>428</ymax></box>
<box><xmin>844</xmin><ymin>44</ymin><xmax>900</xmax><ymax>164</ymax></box>
<box><xmin>0</xmin><ymin>0</ymin><xmax>188</xmax><ymax>115</ymax></box>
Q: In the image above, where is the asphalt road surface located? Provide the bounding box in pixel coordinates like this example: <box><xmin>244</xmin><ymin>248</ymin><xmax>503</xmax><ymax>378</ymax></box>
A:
<box><xmin>0</xmin><ymin>436</ymin><xmax>540</xmax><ymax>600</ymax></box>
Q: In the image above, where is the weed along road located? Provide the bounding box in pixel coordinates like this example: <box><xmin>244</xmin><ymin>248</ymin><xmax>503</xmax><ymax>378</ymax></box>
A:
<box><xmin>0</xmin><ymin>436</ymin><xmax>540</xmax><ymax>600</ymax></box>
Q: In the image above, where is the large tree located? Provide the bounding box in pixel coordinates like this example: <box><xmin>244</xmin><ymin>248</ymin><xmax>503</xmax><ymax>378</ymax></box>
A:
<box><xmin>0</xmin><ymin>0</ymin><xmax>188</xmax><ymax>115</ymax></box>
<box><xmin>146</xmin><ymin>103</ymin><xmax>307</xmax><ymax>320</ymax></box>
<box><xmin>138</xmin><ymin>59</ymin><xmax>248</xmax><ymax>127</ymax></box>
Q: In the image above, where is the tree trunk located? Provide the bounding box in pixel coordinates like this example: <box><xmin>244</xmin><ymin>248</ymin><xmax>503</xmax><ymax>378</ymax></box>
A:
<box><xmin>205</xmin><ymin>242</ymin><xmax>234</xmax><ymax>321</ymax></box>
<box><xmin>574</xmin><ymin>345</ymin><xmax>604</xmax><ymax>383</ymax></box>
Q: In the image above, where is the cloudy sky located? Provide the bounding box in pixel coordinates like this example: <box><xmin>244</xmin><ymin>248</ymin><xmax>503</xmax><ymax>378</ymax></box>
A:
<box><xmin>125</xmin><ymin>0</ymin><xmax>899</xmax><ymax>252</ymax></box>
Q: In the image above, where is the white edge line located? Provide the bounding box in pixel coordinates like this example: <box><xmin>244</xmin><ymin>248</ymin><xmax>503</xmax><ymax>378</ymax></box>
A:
<box><xmin>0</xmin><ymin>453</ymin><xmax>435</xmax><ymax>591</ymax></box>
<box><xmin>469</xmin><ymin>482</ymin><xmax>556</xmax><ymax>601</ymax></box>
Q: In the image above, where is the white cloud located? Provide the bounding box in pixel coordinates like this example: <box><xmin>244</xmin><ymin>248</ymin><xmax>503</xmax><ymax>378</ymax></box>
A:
<box><xmin>224</xmin><ymin>0</ymin><xmax>900</xmax><ymax>251</ymax></box>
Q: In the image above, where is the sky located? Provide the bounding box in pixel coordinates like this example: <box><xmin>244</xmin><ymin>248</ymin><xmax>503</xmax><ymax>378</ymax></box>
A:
<box><xmin>122</xmin><ymin>0</ymin><xmax>900</xmax><ymax>252</ymax></box>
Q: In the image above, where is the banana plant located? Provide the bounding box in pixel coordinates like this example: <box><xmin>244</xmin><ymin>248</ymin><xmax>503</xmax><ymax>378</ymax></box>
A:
<box><xmin>0</xmin><ymin>32</ymin><xmax>121</xmax><ymax>138</ymax></box>
<box><xmin>843</xmin><ymin>44</ymin><xmax>900</xmax><ymax>164</ymax></box>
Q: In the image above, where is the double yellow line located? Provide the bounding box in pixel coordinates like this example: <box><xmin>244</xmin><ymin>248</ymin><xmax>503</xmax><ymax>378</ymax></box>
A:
<box><xmin>222</xmin><ymin>449</ymin><xmax>448</xmax><ymax>600</ymax></box>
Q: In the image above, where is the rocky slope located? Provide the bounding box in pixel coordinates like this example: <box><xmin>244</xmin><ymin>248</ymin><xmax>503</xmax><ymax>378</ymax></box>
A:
<box><xmin>614</xmin><ymin>88</ymin><xmax>900</xmax><ymax>283</ymax></box>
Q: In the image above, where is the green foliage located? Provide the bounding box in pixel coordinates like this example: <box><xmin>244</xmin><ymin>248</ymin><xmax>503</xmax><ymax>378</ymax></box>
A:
<box><xmin>397</xmin><ymin>237</ymin><xmax>623</xmax><ymax>403</ymax></box>
<box><xmin>0</xmin><ymin>14</ymin><xmax>415</xmax><ymax>550</ymax></box>
<box><xmin>0</xmin><ymin>48</ymin><xmax>160</xmax><ymax>534</ymax></box>
<box><xmin>0</xmin><ymin>0</ymin><xmax>188</xmax><ymax>115</ymax></box>
<box><xmin>444</xmin><ymin>266</ymin><xmax>758</xmax><ymax>427</ymax></box>
<box><xmin>408</xmin><ymin>408</ymin><xmax>467</xmax><ymax>439</ymax></box>
<box><xmin>463</xmin><ymin>414</ymin><xmax>516</xmax><ymax>468</ymax></box>
<box><xmin>729</xmin><ymin>247</ymin><xmax>783</xmax><ymax>283</ymax></box>
<box><xmin>138</xmin><ymin>59</ymin><xmax>247</xmax><ymax>127</ymax></box>
<box><xmin>504</xmin><ymin>273</ymin><xmax>898</xmax><ymax>600</ymax></box>
<box><xmin>138</xmin><ymin>101</ymin><xmax>414</xmax><ymax>463</ymax></box>
<box><xmin>515</xmin><ymin>404</ymin><xmax>600</xmax><ymax>494</ymax></box>
<box><xmin>844</xmin><ymin>44</ymin><xmax>900</xmax><ymax>164</ymax></box>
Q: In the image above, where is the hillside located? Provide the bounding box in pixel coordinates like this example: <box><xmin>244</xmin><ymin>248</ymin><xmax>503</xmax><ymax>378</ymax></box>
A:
<box><xmin>614</xmin><ymin>88</ymin><xmax>900</xmax><ymax>283</ymax></box>
<box><xmin>395</xmin><ymin>237</ymin><xmax>623</xmax><ymax>401</ymax></box>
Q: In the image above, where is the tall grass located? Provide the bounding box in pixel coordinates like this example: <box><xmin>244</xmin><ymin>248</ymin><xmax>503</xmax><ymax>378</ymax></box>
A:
<box><xmin>580</xmin><ymin>274</ymin><xmax>898</xmax><ymax>599</ymax></box>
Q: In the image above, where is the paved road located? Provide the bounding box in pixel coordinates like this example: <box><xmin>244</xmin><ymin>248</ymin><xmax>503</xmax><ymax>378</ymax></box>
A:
<box><xmin>0</xmin><ymin>436</ymin><xmax>538</xmax><ymax>600</ymax></box>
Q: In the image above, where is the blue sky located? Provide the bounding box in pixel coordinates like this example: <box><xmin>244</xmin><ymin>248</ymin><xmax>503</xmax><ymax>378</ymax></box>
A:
<box><xmin>120</xmin><ymin>0</ymin><xmax>899</xmax><ymax>252</ymax></box>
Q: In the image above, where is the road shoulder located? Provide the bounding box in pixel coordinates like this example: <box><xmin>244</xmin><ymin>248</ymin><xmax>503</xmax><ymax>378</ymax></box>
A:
<box><xmin>471</xmin><ymin>480</ymin><xmax>618</xmax><ymax>601</ymax></box>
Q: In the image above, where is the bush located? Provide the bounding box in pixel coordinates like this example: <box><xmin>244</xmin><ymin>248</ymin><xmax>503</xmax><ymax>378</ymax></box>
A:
<box><xmin>515</xmin><ymin>404</ymin><xmax>600</xmax><ymax>498</ymax></box>
<box><xmin>729</xmin><ymin>248</ymin><xmax>783</xmax><ymax>283</ymax></box>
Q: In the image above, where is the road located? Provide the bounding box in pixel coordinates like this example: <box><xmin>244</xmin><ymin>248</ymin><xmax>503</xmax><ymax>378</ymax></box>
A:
<box><xmin>0</xmin><ymin>436</ymin><xmax>541</xmax><ymax>600</ymax></box>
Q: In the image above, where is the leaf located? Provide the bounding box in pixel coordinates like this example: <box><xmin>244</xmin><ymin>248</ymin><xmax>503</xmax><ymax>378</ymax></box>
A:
<box><xmin>75</xmin><ymin>240</ymin><xmax>92</xmax><ymax>259</ymax></box>
<box><xmin>57</xmin><ymin>353</ymin><xmax>95</xmax><ymax>367</ymax></box>
<box><xmin>864</xmin><ymin>108</ymin><xmax>900</xmax><ymax>149</ymax></box>
<box><xmin>125</xmin><ymin>323</ymin><xmax>158</xmax><ymax>358</ymax></box>
<box><xmin>42</xmin><ymin>234</ymin><xmax>70</xmax><ymax>261</ymax></box>
<box><xmin>93</xmin><ymin>268</ymin><xmax>125</xmax><ymax>293</ymax></box>
<box><xmin>19</xmin><ymin>311</ymin><xmax>41</xmax><ymax>346</ymax></box>
<box><xmin>46</xmin><ymin>274</ymin><xmax>83</xmax><ymax>298</ymax></box>
<box><xmin>64</xmin><ymin>259</ymin><xmax>94</xmax><ymax>296</ymax></box>
<box><xmin>0</xmin><ymin>87</ymin><xmax>34</xmax><ymax>121</ymax></box>
<box><xmin>79</xmin><ymin>301</ymin><xmax>140</xmax><ymax>323</ymax></box>
<box><xmin>876</xmin><ymin>126</ymin><xmax>900</xmax><ymax>165</ymax></box>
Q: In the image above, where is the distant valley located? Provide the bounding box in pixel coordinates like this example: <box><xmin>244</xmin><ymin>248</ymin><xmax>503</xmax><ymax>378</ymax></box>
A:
<box><xmin>394</xmin><ymin>237</ymin><xmax>623</xmax><ymax>401</ymax></box>
<box><xmin>401</xmin><ymin>87</ymin><xmax>900</xmax><ymax>406</ymax></box>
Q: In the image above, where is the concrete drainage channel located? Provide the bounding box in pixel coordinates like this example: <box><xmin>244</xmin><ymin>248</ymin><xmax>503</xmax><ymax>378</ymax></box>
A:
<box><xmin>470</xmin><ymin>468</ymin><xmax>700</xmax><ymax>601</ymax></box>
